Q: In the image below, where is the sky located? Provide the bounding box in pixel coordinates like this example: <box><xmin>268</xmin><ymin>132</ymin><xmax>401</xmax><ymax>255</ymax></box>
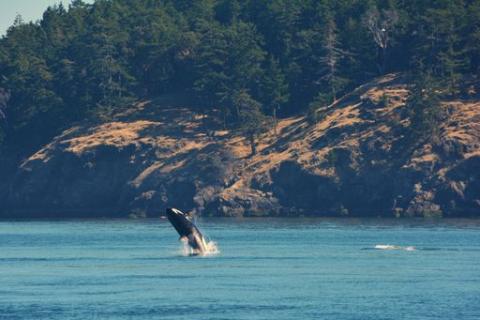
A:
<box><xmin>0</xmin><ymin>0</ymin><xmax>94</xmax><ymax>36</ymax></box>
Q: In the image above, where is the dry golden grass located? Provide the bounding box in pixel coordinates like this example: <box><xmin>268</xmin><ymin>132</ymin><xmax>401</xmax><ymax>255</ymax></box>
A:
<box><xmin>443</xmin><ymin>102</ymin><xmax>480</xmax><ymax>139</ymax></box>
<box><xmin>64</xmin><ymin>121</ymin><xmax>158</xmax><ymax>154</ymax></box>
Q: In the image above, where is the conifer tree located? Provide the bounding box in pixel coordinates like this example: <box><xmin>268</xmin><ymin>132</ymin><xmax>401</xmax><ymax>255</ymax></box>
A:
<box><xmin>407</xmin><ymin>71</ymin><xmax>444</xmax><ymax>142</ymax></box>
<box><xmin>233</xmin><ymin>90</ymin><xmax>269</xmax><ymax>156</ymax></box>
<box><xmin>260</xmin><ymin>56</ymin><xmax>288</xmax><ymax>134</ymax></box>
<box><xmin>194</xmin><ymin>21</ymin><xmax>265</xmax><ymax>124</ymax></box>
<box><xmin>412</xmin><ymin>0</ymin><xmax>467</xmax><ymax>94</ymax></box>
<box><xmin>0</xmin><ymin>0</ymin><xmax>478</xmax><ymax>151</ymax></box>
<box><xmin>465</xmin><ymin>1</ymin><xmax>480</xmax><ymax>89</ymax></box>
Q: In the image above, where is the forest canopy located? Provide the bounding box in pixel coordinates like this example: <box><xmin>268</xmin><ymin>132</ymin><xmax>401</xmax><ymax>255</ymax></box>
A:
<box><xmin>0</xmin><ymin>0</ymin><xmax>478</xmax><ymax>152</ymax></box>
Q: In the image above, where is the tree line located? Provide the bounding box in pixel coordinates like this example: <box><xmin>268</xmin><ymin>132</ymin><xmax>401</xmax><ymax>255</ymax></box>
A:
<box><xmin>0</xmin><ymin>0</ymin><xmax>478</xmax><ymax>153</ymax></box>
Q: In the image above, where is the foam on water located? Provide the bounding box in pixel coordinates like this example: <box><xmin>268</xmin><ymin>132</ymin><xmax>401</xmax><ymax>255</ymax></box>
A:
<box><xmin>374</xmin><ymin>244</ymin><xmax>416</xmax><ymax>251</ymax></box>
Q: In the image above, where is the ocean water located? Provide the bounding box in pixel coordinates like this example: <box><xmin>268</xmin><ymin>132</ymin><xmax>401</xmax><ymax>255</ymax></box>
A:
<box><xmin>0</xmin><ymin>218</ymin><xmax>479</xmax><ymax>320</ymax></box>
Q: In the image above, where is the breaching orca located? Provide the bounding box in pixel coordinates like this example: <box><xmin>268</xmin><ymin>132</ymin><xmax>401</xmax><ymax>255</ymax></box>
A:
<box><xmin>166</xmin><ymin>208</ymin><xmax>208</xmax><ymax>254</ymax></box>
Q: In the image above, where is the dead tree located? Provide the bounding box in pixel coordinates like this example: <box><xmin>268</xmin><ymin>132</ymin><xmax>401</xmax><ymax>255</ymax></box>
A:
<box><xmin>364</xmin><ymin>8</ymin><xmax>399</xmax><ymax>74</ymax></box>
<box><xmin>0</xmin><ymin>87</ymin><xmax>10</xmax><ymax>121</ymax></box>
<box><xmin>319</xmin><ymin>18</ymin><xmax>349</xmax><ymax>102</ymax></box>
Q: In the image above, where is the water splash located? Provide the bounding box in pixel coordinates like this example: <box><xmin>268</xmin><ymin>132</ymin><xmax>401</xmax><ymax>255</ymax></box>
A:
<box><xmin>179</xmin><ymin>238</ymin><xmax>193</xmax><ymax>256</ymax></box>
<box><xmin>203</xmin><ymin>240</ymin><xmax>220</xmax><ymax>256</ymax></box>
<box><xmin>179</xmin><ymin>238</ymin><xmax>220</xmax><ymax>257</ymax></box>
<box><xmin>374</xmin><ymin>244</ymin><xmax>416</xmax><ymax>251</ymax></box>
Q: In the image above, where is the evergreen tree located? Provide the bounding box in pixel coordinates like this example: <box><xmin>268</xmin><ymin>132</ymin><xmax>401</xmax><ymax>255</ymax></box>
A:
<box><xmin>233</xmin><ymin>90</ymin><xmax>270</xmax><ymax>156</ymax></box>
<box><xmin>407</xmin><ymin>71</ymin><xmax>444</xmax><ymax>142</ymax></box>
<box><xmin>0</xmin><ymin>0</ymin><xmax>477</xmax><ymax>151</ymax></box>
<box><xmin>82</xmin><ymin>3</ymin><xmax>135</xmax><ymax>118</ymax></box>
<box><xmin>465</xmin><ymin>1</ymin><xmax>480</xmax><ymax>88</ymax></box>
<box><xmin>412</xmin><ymin>0</ymin><xmax>467</xmax><ymax>94</ymax></box>
<box><xmin>215</xmin><ymin>0</ymin><xmax>241</xmax><ymax>24</ymax></box>
<box><xmin>260</xmin><ymin>56</ymin><xmax>289</xmax><ymax>134</ymax></box>
<box><xmin>194</xmin><ymin>21</ymin><xmax>265</xmax><ymax>124</ymax></box>
<box><xmin>0</xmin><ymin>87</ymin><xmax>10</xmax><ymax>145</ymax></box>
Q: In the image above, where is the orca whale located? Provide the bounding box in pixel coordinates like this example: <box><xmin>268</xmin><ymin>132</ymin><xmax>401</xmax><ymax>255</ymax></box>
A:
<box><xmin>166</xmin><ymin>208</ymin><xmax>207</xmax><ymax>254</ymax></box>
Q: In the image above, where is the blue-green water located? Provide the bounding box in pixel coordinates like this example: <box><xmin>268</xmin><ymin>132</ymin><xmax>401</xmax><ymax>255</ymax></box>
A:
<box><xmin>0</xmin><ymin>218</ymin><xmax>479</xmax><ymax>320</ymax></box>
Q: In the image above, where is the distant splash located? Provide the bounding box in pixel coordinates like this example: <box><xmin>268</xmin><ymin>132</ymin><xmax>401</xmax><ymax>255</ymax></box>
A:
<box><xmin>179</xmin><ymin>238</ymin><xmax>220</xmax><ymax>257</ymax></box>
<box><xmin>362</xmin><ymin>245</ymin><xmax>459</xmax><ymax>252</ymax></box>
<box><xmin>374</xmin><ymin>244</ymin><xmax>416</xmax><ymax>251</ymax></box>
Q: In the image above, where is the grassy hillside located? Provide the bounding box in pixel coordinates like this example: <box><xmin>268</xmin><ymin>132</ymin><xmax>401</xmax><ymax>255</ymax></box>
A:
<box><xmin>2</xmin><ymin>74</ymin><xmax>479</xmax><ymax>218</ymax></box>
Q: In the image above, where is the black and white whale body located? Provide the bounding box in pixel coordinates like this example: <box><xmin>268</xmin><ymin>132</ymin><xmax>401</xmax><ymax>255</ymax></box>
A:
<box><xmin>166</xmin><ymin>207</ymin><xmax>208</xmax><ymax>254</ymax></box>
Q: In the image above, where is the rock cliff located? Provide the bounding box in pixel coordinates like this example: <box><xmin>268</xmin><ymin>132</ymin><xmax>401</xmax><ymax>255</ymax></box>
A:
<box><xmin>2</xmin><ymin>75</ymin><xmax>479</xmax><ymax>218</ymax></box>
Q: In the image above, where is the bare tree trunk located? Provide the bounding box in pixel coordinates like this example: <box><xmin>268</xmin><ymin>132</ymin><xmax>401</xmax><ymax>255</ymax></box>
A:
<box><xmin>364</xmin><ymin>8</ymin><xmax>398</xmax><ymax>75</ymax></box>
<box><xmin>118</xmin><ymin>74</ymin><xmax>122</xmax><ymax>98</ymax></box>
<box><xmin>249</xmin><ymin>134</ymin><xmax>256</xmax><ymax>156</ymax></box>
<box><xmin>273</xmin><ymin>107</ymin><xmax>278</xmax><ymax>136</ymax></box>
<box><xmin>382</xmin><ymin>46</ymin><xmax>387</xmax><ymax>74</ymax></box>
